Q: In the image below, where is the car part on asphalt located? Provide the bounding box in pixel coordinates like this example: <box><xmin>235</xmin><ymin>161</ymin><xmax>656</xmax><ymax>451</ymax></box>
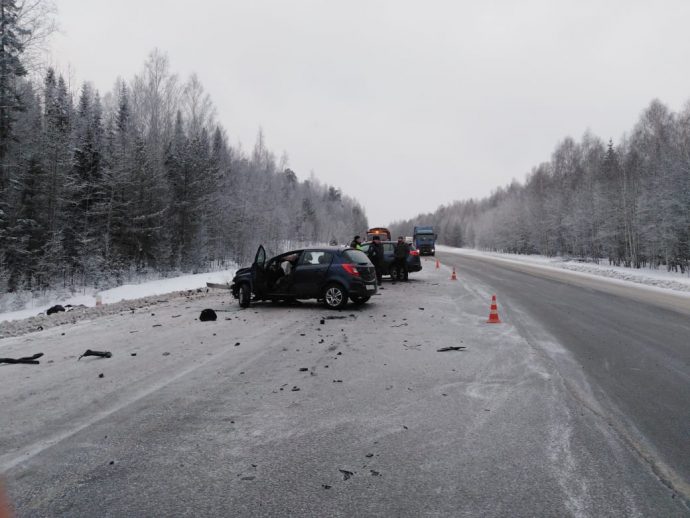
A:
<box><xmin>79</xmin><ymin>349</ymin><xmax>112</xmax><ymax>360</ymax></box>
<box><xmin>0</xmin><ymin>352</ymin><xmax>43</xmax><ymax>364</ymax></box>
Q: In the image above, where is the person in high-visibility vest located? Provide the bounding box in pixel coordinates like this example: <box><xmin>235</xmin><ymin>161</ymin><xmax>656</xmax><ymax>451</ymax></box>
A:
<box><xmin>349</xmin><ymin>235</ymin><xmax>363</xmax><ymax>250</ymax></box>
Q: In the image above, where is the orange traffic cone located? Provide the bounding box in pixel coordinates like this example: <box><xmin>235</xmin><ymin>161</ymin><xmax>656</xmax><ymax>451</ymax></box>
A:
<box><xmin>450</xmin><ymin>267</ymin><xmax>457</xmax><ymax>281</ymax></box>
<box><xmin>435</xmin><ymin>259</ymin><xmax>440</xmax><ymax>269</ymax></box>
<box><xmin>486</xmin><ymin>295</ymin><xmax>501</xmax><ymax>323</ymax></box>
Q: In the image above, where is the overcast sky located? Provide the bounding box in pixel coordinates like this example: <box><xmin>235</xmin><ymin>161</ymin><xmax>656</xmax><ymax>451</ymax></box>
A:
<box><xmin>47</xmin><ymin>0</ymin><xmax>690</xmax><ymax>225</ymax></box>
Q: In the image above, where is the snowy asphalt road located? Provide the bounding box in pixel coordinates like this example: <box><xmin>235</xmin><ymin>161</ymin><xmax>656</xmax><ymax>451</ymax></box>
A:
<box><xmin>438</xmin><ymin>250</ymin><xmax>690</xmax><ymax>508</ymax></box>
<box><xmin>1</xmin><ymin>263</ymin><xmax>687</xmax><ymax>516</ymax></box>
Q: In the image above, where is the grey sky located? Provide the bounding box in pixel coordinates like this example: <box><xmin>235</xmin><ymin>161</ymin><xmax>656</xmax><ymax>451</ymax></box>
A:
<box><xmin>48</xmin><ymin>0</ymin><xmax>690</xmax><ymax>225</ymax></box>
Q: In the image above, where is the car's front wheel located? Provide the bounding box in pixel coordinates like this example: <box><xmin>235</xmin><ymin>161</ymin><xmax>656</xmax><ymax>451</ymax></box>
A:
<box><xmin>323</xmin><ymin>283</ymin><xmax>348</xmax><ymax>310</ymax></box>
<box><xmin>350</xmin><ymin>296</ymin><xmax>370</xmax><ymax>306</ymax></box>
<box><xmin>239</xmin><ymin>283</ymin><xmax>251</xmax><ymax>308</ymax></box>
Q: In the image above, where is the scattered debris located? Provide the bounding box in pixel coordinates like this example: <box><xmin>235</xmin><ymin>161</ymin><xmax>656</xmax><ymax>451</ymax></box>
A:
<box><xmin>299</xmin><ymin>367</ymin><xmax>309</xmax><ymax>372</ymax></box>
<box><xmin>339</xmin><ymin>469</ymin><xmax>354</xmax><ymax>481</ymax></box>
<box><xmin>325</xmin><ymin>316</ymin><xmax>347</xmax><ymax>320</ymax></box>
<box><xmin>418</xmin><ymin>307</ymin><xmax>425</xmax><ymax>311</ymax></box>
<box><xmin>333</xmin><ymin>379</ymin><xmax>343</xmax><ymax>383</ymax></box>
<box><xmin>79</xmin><ymin>349</ymin><xmax>112</xmax><ymax>360</ymax></box>
<box><xmin>162</xmin><ymin>352</ymin><xmax>171</xmax><ymax>356</ymax></box>
<box><xmin>200</xmin><ymin>309</ymin><xmax>217</xmax><ymax>322</ymax></box>
<box><xmin>365</xmin><ymin>453</ymin><xmax>374</xmax><ymax>458</ymax></box>
<box><xmin>234</xmin><ymin>342</ymin><xmax>240</xmax><ymax>347</ymax></box>
<box><xmin>0</xmin><ymin>352</ymin><xmax>43</xmax><ymax>365</ymax></box>
<box><xmin>98</xmin><ymin>373</ymin><xmax>104</xmax><ymax>378</ymax></box>
<box><xmin>319</xmin><ymin>319</ymin><xmax>325</xmax><ymax>325</ymax></box>
<box><xmin>131</xmin><ymin>353</ymin><xmax>137</xmax><ymax>356</ymax></box>
<box><xmin>152</xmin><ymin>324</ymin><xmax>162</xmax><ymax>328</ymax></box>
<box><xmin>392</xmin><ymin>323</ymin><xmax>409</xmax><ymax>328</ymax></box>
<box><xmin>241</xmin><ymin>476</ymin><xmax>256</xmax><ymax>481</ymax></box>
<box><xmin>109</xmin><ymin>460</ymin><xmax>115</xmax><ymax>465</ymax></box>
<box><xmin>172</xmin><ymin>315</ymin><xmax>181</xmax><ymax>318</ymax></box>
<box><xmin>47</xmin><ymin>305</ymin><xmax>65</xmax><ymax>316</ymax></box>
<box><xmin>322</xmin><ymin>484</ymin><xmax>332</xmax><ymax>490</ymax></box>
<box><xmin>291</xmin><ymin>386</ymin><xmax>300</xmax><ymax>391</ymax></box>
<box><xmin>370</xmin><ymin>470</ymin><xmax>381</xmax><ymax>477</ymax></box>
<box><xmin>437</xmin><ymin>346</ymin><xmax>467</xmax><ymax>352</ymax></box>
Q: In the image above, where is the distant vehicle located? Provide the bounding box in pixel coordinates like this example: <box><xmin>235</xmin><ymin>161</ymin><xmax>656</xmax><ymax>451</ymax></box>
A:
<box><xmin>413</xmin><ymin>226</ymin><xmax>437</xmax><ymax>256</ymax></box>
<box><xmin>231</xmin><ymin>245</ymin><xmax>377</xmax><ymax>309</ymax></box>
<box><xmin>361</xmin><ymin>241</ymin><xmax>422</xmax><ymax>280</ymax></box>
<box><xmin>366</xmin><ymin>227</ymin><xmax>392</xmax><ymax>241</ymax></box>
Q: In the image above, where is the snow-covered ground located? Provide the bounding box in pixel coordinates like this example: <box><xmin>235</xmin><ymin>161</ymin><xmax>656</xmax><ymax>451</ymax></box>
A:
<box><xmin>0</xmin><ymin>269</ymin><xmax>237</xmax><ymax>324</ymax></box>
<box><xmin>437</xmin><ymin>245</ymin><xmax>690</xmax><ymax>294</ymax></box>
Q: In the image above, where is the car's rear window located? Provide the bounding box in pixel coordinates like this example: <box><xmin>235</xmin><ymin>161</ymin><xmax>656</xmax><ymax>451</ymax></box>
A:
<box><xmin>344</xmin><ymin>250</ymin><xmax>371</xmax><ymax>264</ymax></box>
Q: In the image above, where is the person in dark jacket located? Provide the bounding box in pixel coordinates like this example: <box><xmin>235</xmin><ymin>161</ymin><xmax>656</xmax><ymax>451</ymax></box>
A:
<box><xmin>367</xmin><ymin>235</ymin><xmax>384</xmax><ymax>284</ymax></box>
<box><xmin>393</xmin><ymin>236</ymin><xmax>409</xmax><ymax>281</ymax></box>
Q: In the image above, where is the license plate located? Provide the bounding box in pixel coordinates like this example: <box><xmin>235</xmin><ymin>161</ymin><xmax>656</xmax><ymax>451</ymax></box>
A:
<box><xmin>366</xmin><ymin>284</ymin><xmax>376</xmax><ymax>291</ymax></box>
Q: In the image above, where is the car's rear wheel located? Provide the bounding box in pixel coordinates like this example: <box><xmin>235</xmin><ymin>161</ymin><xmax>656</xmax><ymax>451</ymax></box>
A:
<box><xmin>239</xmin><ymin>283</ymin><xmax>251</xmax><ymax>308</ymax></box>
<box><xmin>350</xmin><ymin>296</ymin><xmax>370</xmax><ymax>306</ymax></box>
<box><xmin>323</xmin><ymin>283</ymin><xmax>348</xmax><ymax>309</ymax></box>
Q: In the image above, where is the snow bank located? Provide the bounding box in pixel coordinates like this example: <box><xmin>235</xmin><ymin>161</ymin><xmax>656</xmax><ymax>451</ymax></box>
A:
<box><xmin>0</xmin><ymin>269</ymin><xmax>237</xmax><ymax>324</ymax></box>
<box><xmin>436</xmin><ymin>246</ymin><xmax>690</xmax><ymax>294</ymax></box>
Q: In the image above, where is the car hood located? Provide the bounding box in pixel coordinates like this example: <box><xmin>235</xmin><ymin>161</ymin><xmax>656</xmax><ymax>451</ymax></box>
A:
<box><xmin>234</xmin><ymin>266</ymin><xmax>251</xmax><ymax>279</ymax></box>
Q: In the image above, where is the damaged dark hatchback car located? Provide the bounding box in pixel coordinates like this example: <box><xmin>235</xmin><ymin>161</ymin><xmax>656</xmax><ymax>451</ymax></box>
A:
<box><xmin>231</xmin><ymin>245</ymin><xmax>378</xmax><ymax>309</ymax></box>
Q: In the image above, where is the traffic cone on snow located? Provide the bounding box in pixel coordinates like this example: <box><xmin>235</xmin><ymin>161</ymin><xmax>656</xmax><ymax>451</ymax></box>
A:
<box><xmin>486</xmin><ymin>295</ymin><xmax>501</xmax><ymax>324</ymax></box>
<box><xmin>450</xmin><ymin>267</ymin><xmax>457</xmax><ymax>281</ymax></box>
<box><xmin>435</xmin><ymin>258</ymin><xmax>440</xmax><ymax>269</ymax></box>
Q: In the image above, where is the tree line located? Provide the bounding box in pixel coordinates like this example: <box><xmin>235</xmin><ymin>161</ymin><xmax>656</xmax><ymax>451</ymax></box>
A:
<box><xmin>391</xmin><ymin>99</ymin><xmax>690</xmax><ymax>273</ymax></box>
<box><xmin>0</xmin><ymin>3</ymin><xmax>367</xmax><ymax>294</ymax></box>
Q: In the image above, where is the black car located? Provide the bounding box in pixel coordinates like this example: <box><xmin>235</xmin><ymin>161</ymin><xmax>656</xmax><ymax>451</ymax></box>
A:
<box><xmin>231</xmin><ymin>245</ymin><xmax>378</xmax><ymax>309</ymax></box>
<box><xmin>360</xmin><ymin>241</ymin><xmax>422</xmax><ymax>280</ymax></box>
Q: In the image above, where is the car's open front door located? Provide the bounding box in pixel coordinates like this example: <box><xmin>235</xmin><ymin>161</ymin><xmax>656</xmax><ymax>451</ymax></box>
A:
<box><xmin>252</xmin><ymin>245</ymin><xmax>268</xmax><ymax>297</ymax></box>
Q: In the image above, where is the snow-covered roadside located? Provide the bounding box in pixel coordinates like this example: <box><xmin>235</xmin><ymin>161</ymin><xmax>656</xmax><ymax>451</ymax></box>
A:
<box><xmin>0</xmin><ymin>269</ymin><xmax>237</xmax><ymax>324</ymax></box>
<box><xmin>437</xmin><ymin>245</ymin><xmax>690</xmax><ymax>294</ymax></box>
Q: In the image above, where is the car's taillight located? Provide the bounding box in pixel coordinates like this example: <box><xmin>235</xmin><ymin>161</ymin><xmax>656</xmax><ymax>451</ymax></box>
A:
<box><xmin>410</xmin><ymin>250</ymin><xmax>419</xmax><ymax>256</ymax></box>
<box><xmin>341</xmin><ymin>263</ymin><xmax>361</xmax><ymax>276</ymax></box>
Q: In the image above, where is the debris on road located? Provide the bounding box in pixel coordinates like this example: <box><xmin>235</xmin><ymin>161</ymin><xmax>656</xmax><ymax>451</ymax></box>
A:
<box><xmin>299</xmin><ymin>367</ymin><xmax>309</xmax><ymax>372</ymax></box>
<box><xmin>47</xmin><ymin>305</ymin><xmax>65</xmax><ymax>315</ymax></box>
<box><xmin>199</xmin><ymin>309</ymin><xmax>217</xmax><ymax>322</ymax></box>
<box><xmin>0</xmin><ymin>352</ymin><xmax>44</xmax><ymax>365</ymax></box>
<box><xmin>291</xmin><ymin>386</ymin><xmax>300</xmax><ymax>391</ymax></box>
<box><xmin>436</xmin><ymin>346</ymin><xmax>467</xmax><ymax>352</ymax></box>
<box><xmin>370</xmin><ymin>470</ymin><xmax>381</xmax><ymax>477</ymax></box>
<box><xmin>339</xmin><ymin>469</ymin><xmax>354</xmax><ymax>481</ymax></box>
<box><xmin>322</xmin><ymin>484</ymin><xmax>332</xmax><ymax>490</ymax></box>
<box><xmin>162</xmin><ymin>352</ymin><xmax>171</xmax><ymax>356</ymax></box>
<box><xmin>78</xmin><ymin>349</ymin><xmax>112</xmax><ymax>360</ymax></box>
<box><xmin>98</xmin><ymin>373</ymin><xmax>104</xmax><ymax>378</ymax></box>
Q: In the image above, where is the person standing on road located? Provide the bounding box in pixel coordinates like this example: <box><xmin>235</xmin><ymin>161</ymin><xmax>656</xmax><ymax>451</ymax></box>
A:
<box><xmin>393</xmin><ymin>235</ymin><xmax>409</xmax><ymax>281</ymax></box>
<box><xmin>367</xmin><ymin>235</ymin><xmax>384</xmax><ymax>285</ymax></box>
<box><xmin>350</xmin><ymin>235</ymin><xmax>363</xmax><ymax>250</ymax></box>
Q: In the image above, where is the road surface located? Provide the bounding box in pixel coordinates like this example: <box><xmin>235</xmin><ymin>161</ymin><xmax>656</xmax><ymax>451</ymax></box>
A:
<box><xmin>438</xmin><ymin>250</ymin><xmax>690</xmax><ymax>507</ymax></box>
<box><xmin>1</xmin><ymin>264</ymin><xmax>687</xmax><ymax>517</ymax></box>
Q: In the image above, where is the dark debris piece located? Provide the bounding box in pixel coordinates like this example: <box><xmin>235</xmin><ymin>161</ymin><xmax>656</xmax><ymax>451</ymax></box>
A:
<box><xmin>437</xmin><ymin>346</ymin><xmax>467</xmax><ymax>352</ymax></box>
<box><xmin>339</xmin><ymin>469</ymin><xmax>354</xmax><ymax>481</ymax></box>
<box><xmin>299</xmin><ymin>367</ymin><xmax>309</xmax><ymax>372</ymax></box>
<box><xmin>322</xmin><ymin>484</ymin><xmax>332</xmax><ymax>490</ymax></box>
<box><xmin>79</xmin><ymin>349</ymin><xmax>112</xmax><ymax>360</ymax></box>
<box><xmin>200</xmin><ymin>309</ymin><xmax>217</xmax><ymax>322</ymax></box>
<box><xmin>47</xmin><ymin>305</ymin><xmax>65</xmax><ymax>315</ymax></box>
<box><xmin>0</xmin><ymin>352</ymin><xmax>44</xmax><ymax>365</ymax></box>
<box><xmin>291</xmin><ymin>386</ymin><xmax>301</xmax><ymax>391</ymax></box>
<box><xmin>98</xmin><ymin>373</ymin><xmax>104</xmax><ymax>378</ymax></box>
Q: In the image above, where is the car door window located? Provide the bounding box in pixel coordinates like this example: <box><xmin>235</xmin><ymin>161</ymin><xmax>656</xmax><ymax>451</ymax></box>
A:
<box><xmin>299</xmin><ymin>251</ymin><xmax>333</xmax><ymax>266</ymax></box>
<box><xmin>384</xmin><ymin>243</ymin><xmax>394</xmax><ymax>253</ymax></box>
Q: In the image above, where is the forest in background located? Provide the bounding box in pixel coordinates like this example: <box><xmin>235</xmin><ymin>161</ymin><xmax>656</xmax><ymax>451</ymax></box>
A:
<box><xmin>0</xmin><ymin>1</ymin><xmax>367</xmax><ymax>295</ymax></box>
<box><xmin>391</xmin><ymin>99</ymin><xmax>690</xmax><ymax>273</ymax></box>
